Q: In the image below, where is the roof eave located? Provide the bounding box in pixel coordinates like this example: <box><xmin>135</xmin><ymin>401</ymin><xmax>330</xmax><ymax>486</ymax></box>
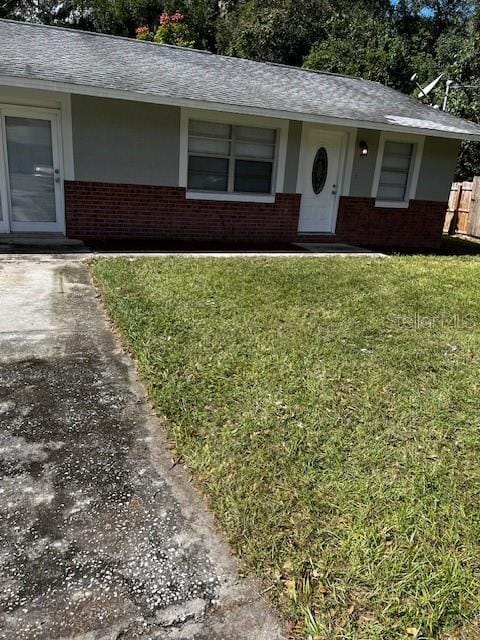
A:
<box><xmin>2</xmin><ymin>74</ymin><xmax>480</xmax><ymax>142</ymax></box>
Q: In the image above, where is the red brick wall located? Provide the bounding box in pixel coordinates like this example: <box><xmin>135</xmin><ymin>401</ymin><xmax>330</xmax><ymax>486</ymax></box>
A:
<box><xmin>64</xmin><ymin>181</ymin><xmax>301</xmax><ymax>245</ymax></box>
<box><xmin>335</xmin><ymin>196</ymin><xmax>446</xmax><ymax>249</ymax></box>
<box><xmin>64</xmin><ymin>181</ymin><xmax>445</xmax><ymax>249</ymax></box>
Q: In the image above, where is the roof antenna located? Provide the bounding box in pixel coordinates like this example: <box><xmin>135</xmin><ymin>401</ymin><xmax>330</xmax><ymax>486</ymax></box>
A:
<box><xmin>417</xmin><ymin>74</ymin><xmax>444</xmax><ymax>98</ymax></box>
<box><xmin>412</xmin><ymin>73</ymin><xmax>444</xmax><ymax>107</ymax></box>
<box><xmin>443</xmin><ymin>79</ymin><xmax>454</xmax><ymax>111</ymax></box>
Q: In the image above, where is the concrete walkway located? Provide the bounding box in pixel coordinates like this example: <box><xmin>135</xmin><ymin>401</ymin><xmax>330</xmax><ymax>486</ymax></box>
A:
<box><xmin>0</xmin><ymin>257</ymin><xmax>284</xmax><ymax>640</ymax></box>
<box><xmin>0</xmin><ymin>239</ymin><xmax>387</xmax><ymax>259</ymax></box>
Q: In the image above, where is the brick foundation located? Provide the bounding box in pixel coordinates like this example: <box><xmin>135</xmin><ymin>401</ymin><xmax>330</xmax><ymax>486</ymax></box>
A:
<box><xmin>334</xmin><ymin>196</ymin><xmax>446</xmax><ymax>249</ymax></box>
<box><xmin>65</xmin><ymin>181</ymin><xmax>301</xmax><ymax>246</ymax></box>
<box><xmin>64</xmin><ymin>181</ymin><xmax>446</xmax><ymax>249</ymax></box>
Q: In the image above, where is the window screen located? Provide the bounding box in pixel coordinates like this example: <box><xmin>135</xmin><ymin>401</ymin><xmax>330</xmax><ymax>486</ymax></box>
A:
<box><xmin>187</xmin><ymin>120</ymin><xmax>277</xmax><ymax>194</ymax></box>
<box><xmin>377</xmin><ymin>141</ymin><xmax>414</xmax><ymax>202</ymax></box>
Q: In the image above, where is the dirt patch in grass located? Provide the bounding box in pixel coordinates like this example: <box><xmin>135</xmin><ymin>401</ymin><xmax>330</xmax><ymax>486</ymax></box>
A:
<box><xmin>91</xmin><ymin>256</ymin><xmax>480</xmax><ymax>640</ymax></box>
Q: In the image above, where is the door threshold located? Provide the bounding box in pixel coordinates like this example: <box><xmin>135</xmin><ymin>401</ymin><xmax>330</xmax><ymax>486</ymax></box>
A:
<box><xmin>0</xmin><ymin>233</ymin><xmax>83</xmax><ymax>246</ymax></box>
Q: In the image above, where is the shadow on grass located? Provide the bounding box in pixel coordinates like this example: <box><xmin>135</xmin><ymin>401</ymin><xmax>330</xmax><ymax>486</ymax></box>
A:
<box><xmin>2</xmin><ymin>235</ymin><xmax>480</xmax><ymax>257</ymax></box>
<box><xmin>0</xmin><ymin>239</ymin><xmax>306</xmax><ymax>255</ymax></box>
<box><xmin>378</xmin><ymin>235</ymin><xmax>480</xmax><ymax>257</ymax></box>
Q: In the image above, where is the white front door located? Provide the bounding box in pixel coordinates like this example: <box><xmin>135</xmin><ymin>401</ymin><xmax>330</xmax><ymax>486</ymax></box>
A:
<box><xmin>0</xmin><ymin>107</ymin><xmax>64</xmax><ymax>234</ymax></box>
<box><xmin>298</xmin><ymin>129</ymin><xmax>345</xmax><ymax>234</ymax></box>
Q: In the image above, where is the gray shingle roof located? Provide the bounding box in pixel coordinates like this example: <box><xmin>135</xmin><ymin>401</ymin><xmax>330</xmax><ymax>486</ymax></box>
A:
<box><xmin>1</xmin><ymin>18</ymin><xmax>480</xmax><ymax>140</ymax></box>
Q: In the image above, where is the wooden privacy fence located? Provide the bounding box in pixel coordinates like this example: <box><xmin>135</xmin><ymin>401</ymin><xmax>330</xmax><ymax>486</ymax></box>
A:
<box><xmin>444</xmin><ymin>177</ymin><xmax>480</xmax><ymax>237</ymax></box>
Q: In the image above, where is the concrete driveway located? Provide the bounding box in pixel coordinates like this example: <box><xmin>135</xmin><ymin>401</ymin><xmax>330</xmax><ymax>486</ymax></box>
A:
<box><xmin>0</xmin><ymin>256</ymin><xmax>284</xmax><ymax>640</ymax></box>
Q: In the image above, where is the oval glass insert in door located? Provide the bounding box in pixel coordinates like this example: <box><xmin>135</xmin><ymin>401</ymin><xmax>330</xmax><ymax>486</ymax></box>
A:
<box><xmin>312</xmin><ymin>147</ymin><xmax>328</xmax><ymax>194</ymax></box>
<box><xmin>5</xmin><ymin>116</ymin><xmax>56</xmax><ymax>223</ymax></box>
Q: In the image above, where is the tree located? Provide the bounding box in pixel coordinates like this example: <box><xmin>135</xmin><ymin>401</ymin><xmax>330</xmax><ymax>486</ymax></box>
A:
<box><xmin>25</xmin><ymin>0</ymin><xmax>233</xmax><ymax>48</ymax></box>
<box><xmin>135</xmin><ymin>8</ymin><xmax>195</xmax><ymax>46</ymax></box>
<box><xmin>57</xmin><ymin>0</ymin><xmax>167</xmax><ymax>35</ymax></box>
<box><xmin>433</xmin><ymin>13</ymin><xmax>480</xmax><ymax>179</ymax></box>
<box><xmin>133</xmin><ymin>1</ymin><xmax>225</xmax><ymax>49</ymax></box>
<box><xmin>0</xmin><ymin>0</ymin><xmax>35</xmax><ymax>19</ymax></box>
<box><xmin>303</xmin><ymin>8</ymin><xmax>418</xmax><ymax>92</ymax></box>
<box><xmin>179</xmin><ymin>0</ymin><xmax>224</xmax><ymax>50</ymax></box>
<box><xmin>216</xmin><ymin>0</ymin><xmax>331</xmax><ymax>66</ymax></box>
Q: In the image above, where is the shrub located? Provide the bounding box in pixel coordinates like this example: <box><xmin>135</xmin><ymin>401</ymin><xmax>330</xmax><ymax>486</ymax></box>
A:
<box><xmin>136</xmin><ymin>10</ymin><xmax>195</xmax><ymax>48</ymax></box>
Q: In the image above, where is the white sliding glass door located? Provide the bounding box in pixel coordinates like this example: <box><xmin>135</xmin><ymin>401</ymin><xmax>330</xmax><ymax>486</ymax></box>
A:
<box><xmin>0</xmin><ymin>107</ymin><xmax>64</xmax><ymax>234</ymax></box>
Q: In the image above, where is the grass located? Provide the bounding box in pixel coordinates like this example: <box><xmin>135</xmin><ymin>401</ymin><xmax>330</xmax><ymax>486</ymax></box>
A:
<box><xmin>91</xmin><ymin>256</ymin><xmax>480</xmax><ymax>640</ymax></box>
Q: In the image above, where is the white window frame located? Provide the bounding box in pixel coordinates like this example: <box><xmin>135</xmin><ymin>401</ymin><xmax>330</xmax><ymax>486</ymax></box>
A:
<box><xmin>0</xmin><ymin>87</ymin><xmax>74</xmax><ymax>180</ymax></box>
<box><xmin>371</xmin><ymin>131</ymin><xmax>425</xmax><ymax>208</ymax></box>
<box><xmin>0</xmin><ymin>104</ymin><xmax>66</xmax><ymax>234</ymax></box>
<box><xmin>179</xmin><ymin>108</ymin><xmax>288</xmax><ymax>203</ymax></box>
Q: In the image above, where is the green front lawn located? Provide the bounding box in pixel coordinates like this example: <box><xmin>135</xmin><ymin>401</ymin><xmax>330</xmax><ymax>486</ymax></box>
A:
<box><xmin>91</xmin><ymin>256</ymin><xmax>480</xmax><ymax>640</ymax></box>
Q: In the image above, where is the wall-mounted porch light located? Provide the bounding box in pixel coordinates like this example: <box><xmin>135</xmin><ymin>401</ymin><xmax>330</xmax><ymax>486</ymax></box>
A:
<box><xmin>359</xmin><ymin>140</ymin><xmax>369</xmax><ymax>157</ymax></box>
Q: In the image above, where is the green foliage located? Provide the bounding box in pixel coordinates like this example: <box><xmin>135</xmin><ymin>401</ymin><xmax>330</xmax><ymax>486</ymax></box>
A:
<box><xmin>303</xmin><ymin>10</ymin><xmax>414</xmax><ymax>91</ymax></box>
<box><xmin>436</xmin><ymin>18</ymin><xmax>480</xmax><ymax>179</ymax></box>
<box><xmin>10</xmin><ymin>0</ymin><xmax>167</xmax><ymax>35</ymax></box>
<box><xmin>0</xmin><ymin>0</ymin><xmax>37</xmax><ymax>19</ymax></box>
<box><xmin>135</xmin><ymin>10</ymin><xmax>196</xmax><ymax>47</ymax></box>
<box><xmin>0</xmin><ymin>0</ymin><xmax>19</xmax><ymax>18</ymax></box>
<box><xmin>395</xmin><ymin>0</ymin><xmax>474</xmax><ymax>24</ymax></box>
<box><xmin>153</xmin><ymin>21</ymin><xmax>195</xmax><ymax>46</ymax></box>
<box><xmin>178</xmin><ymin>0</ymin><xmax>222</xmax><ymax>51</ymax></box>
<box><xmin>217</xmin><ymin>0</ymin><xmax>329</xmax><ymax>66</ymax></box>
<box><xmin>136</xmin><ymin>0</ymin><xmax>224</xmax><ymax>50</ymax></box>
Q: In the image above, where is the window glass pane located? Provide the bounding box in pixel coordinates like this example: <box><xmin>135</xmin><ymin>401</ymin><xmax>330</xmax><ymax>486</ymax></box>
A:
<box><xmin>234</xmin><ymin>160</ymin><xmax>272</xmax><ymax>193</ymax></box>
<box><xmin>236</xmin><ymin>126</ymin><xmax>276</xmax><ymax>144</ymax></box>
<box><xmin>189</xmin><ymin>120</ymin><xmax>231</xmax><ymax>140</ymax></box>
<box><xmin>189</xmin><ymin>137</ymin><xmax>230</xmax><ymax>156</ymax></box>
<box><xmin>377</xmin><ymin>184</ymin><xmax>407</xmax><ymax>201</ymax></box>
<box><xmin>379</xmin><ymin>170</ymin><xmax>409</xmax><ymax>187</ymax></box>
<box><xmin>188</xmin><ymin>156</ymin><xmax>229</xmax><ymax>191</ymax></box>
<box><xmin>5</xmin><ymin>116</ymin><xmax>56</xmax><ymax>222</ymax></box>
<box><xmin>378</xmin><ymin>141</ymin><xmax>413</xmax><ymax>201</ymax></box>
<box><xmin>312</xmin><ymin>147</ymin><xmax>328</xmax><ymax>194</ymax></box>
<box><xmin>187</xmin><ymin>120</ymin><xmax>277</xmax><ymax>194</ymax></box>
<box><xmin>235</xmin><ymin>141</ymin><xmax>275</xmax><ymax>160</ymax></box>
<box><xmin>382</xmin><ymin>153</ymin><xmax>411</xmax><ymax>171</ymax></box>
<box><xmin>378</xmin><ymin>172</ymin><xmax>408</xmax><ymax>201</ymax></box>
<box><xmin>384</xmin><ymin>141</ymin><xmax>412</xmax><ymax>156</ymax></box>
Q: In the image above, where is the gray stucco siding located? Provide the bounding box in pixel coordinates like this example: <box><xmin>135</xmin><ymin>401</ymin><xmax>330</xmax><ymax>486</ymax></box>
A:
<box><xmin>70</xmin><ymin>95</ymin><xmax>459</xmax><ymax>201</ymax></box>
<box><xmin>71</xmin><ymin>95</ymin><xmax>180</xmax><ymax>186</ymax></box>
<box><xmin>348</xmin><ymin>129</ymin><xmax>459</xmax><ymax>202</ymax></box>
<box><xmin>283</xmin><ymin>121</ymin><xmax>302</xmax><ymax>193</ymax></box>
<box><xmin>348</xmin><ymin>129</ymin><xmax>380</xmax><ymax>198</ymax></box>
<box><xmin>72</xmin><ymin>96</ymin><xmax>300</xmax><ymax>193</ymax></box>
<box><xmin>416</xmin><ymin>137</ymin><xmax>460</xmax><ymax>202</ymax></box>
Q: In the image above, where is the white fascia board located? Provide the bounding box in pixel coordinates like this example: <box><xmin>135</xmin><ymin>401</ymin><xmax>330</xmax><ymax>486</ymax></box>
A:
<box><xmin>1</xmin><ymin>74</ymin><xmax>480</xmax><ymax>142</ymax></box>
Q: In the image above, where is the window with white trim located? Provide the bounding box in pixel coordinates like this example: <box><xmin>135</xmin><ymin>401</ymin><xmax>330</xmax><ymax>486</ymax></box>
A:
<box><xmin>187</xmin><ymin>120</ymin><xmax>277</xmax><ymax>194</ymax></box>
<box><xmin>377</xmin><ymin>141</ymin><xmax>414</xmax><ymax>202</ymax></box>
